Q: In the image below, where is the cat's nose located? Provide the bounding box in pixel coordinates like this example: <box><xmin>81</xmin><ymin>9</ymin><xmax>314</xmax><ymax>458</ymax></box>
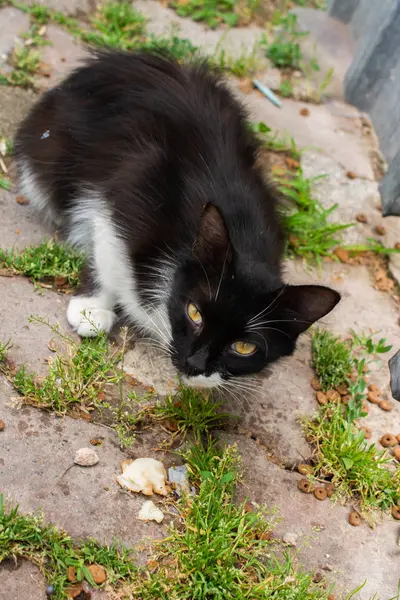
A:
<box><xmin>185</xmin><ymin>354</ymin><xmax>206</xmax><ymax>376</ymax></box>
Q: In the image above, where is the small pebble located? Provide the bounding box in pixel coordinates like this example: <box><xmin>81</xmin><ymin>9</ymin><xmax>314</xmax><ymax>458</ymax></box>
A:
<box><xmin>282</xmin><ymin>532</ymin><xmax>298</xmax><ymax>546</ymax></box>
<box><xmin>74</xmin><ymin>447</ymin><xmax>99</xmax><ymax>467</ymax></box>
<box><xmin>312</xmin><ymin>572</ymin><xmax>324</xmax><ymax>583</ymax></box>
<box><xmin>46</xmin><ymin>585</ymin><xmax>54</xmax><ymax>596</ymax></box>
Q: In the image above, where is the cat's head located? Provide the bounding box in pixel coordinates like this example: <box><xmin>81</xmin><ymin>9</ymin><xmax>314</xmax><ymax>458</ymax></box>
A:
<box><xmin>168</xmin><ymin>204</ymin><xmax>340</xmax><ymax>389</ymax></box>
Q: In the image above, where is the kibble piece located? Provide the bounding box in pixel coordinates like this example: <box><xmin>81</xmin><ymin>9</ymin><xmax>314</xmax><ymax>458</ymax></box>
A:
<box><xmin>393</xmin><ymin>446</ymin><xmax>400</xmax><ymax>461</ymax></box>
<box><xmin>391</xmin><ymin>505</ymin><xmax>400</xmax><ymax>520</ymax></box>
<box><xmin>298</xmin><ymin>478</ymin><xmax>312</xmax><ymax>493</ymax></box>
<box><xmin>367</xmin><ymin>391</ymin><xmax>380</xmax><ymax>404</ymax></box>
<box><xmin>375</xmin><ymin>224</ymin><xmax>386</xmax><ymax>236</ymax></box>
<box><xmin>325</xmin><ymin>483</ymin><xmax>335</xmax><ymax>498</ymax></box>
<box><xmin>360</xmin><ymin>426</ymin><xmax>372</xmax><ymax>440</ymax></box>
<box><xmin>298</xmin><ymin>463</ymin><xmax>313</xmax><ymax>475</ymax></box>
<box><xmin>362</xmin><ymin>402</ymin><xmax>369</xmax><ymax>414</ymax></box>
<box><xmin>0</xmin><ymin>420</ymin><xmax>4</xmax><ymax>431</ymax></box>
<box><xmin>368</xmin><ymin>383</ymin><xmax>379</xmax><ymax>393</ymax></box>
<box><xmin>380</xmin><ymin>433</ymin><xmax>397</xmax><ymax>448</ymax></box>
<box><xmin>326</xmin><ymin>390</ymin><xmax>341</xmax><ymax>403</ymax></box>
<box><xmin>328</xmin><ymin>595</ymin><xmax>336</xmax><ymax>600</ymax></box>
<box><xmin>356</xmin><ymin>213</ymin><xmax>367</xmax><ymax>223</ymax></box>
<box><xmin>336</xmin><ymin>384</ymin><xmax>348</xmax><ymax>396</ymax></box>
<box><xmin>312</xmin><ymin>572</ymin><xmax>324</xmax><ymax>583</ymax></box>
<box><xmin>316</xmin><ymin>391</ymin><xmax>328</xmax><ymax>405</ymax></box>
<box><xmin>379</xmin><ymin>400</ymin><xmax>393</xmax><ymax>411</ymax></box>
<box><xmin>396</xmin><ymin>434</ymin><xmax>400</xmax><ymax>443</ymax></box>
<box><xmin>311</xmin><ymin>376</ymin><xmax>321</xmax><ymax>391</ymax></box>
<box><xmin>341</xmin><ymin>394</ymin><xmax>351</xmax><ymax>405</ymax></box>
<box><xmin>349</xmin><ymin>511</ymin><xmax>361</xmax><ymax>526</ymax></box>
<box><xmin>313</xmin><ymin>487</ymin><xmax>327</xmax><ymax>501</ymax></box>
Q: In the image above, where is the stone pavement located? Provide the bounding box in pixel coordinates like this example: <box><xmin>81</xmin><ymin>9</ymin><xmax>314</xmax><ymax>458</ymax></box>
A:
<box><xmin>1</xmin><ymin>2</ymin><xmax>400</xmax><ymax>599</ymax></box>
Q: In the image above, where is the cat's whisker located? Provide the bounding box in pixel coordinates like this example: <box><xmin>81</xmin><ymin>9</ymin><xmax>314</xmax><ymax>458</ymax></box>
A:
<box><xmin>214</xmin><ymin>244</ymin><xmax>230</xmax><ymax>302</ymax></box>
<box><xmin>247</xmin><ymin>284</ymin><xmax>288</xmax><ymax>325</ymax></box>
<box><xmin>247</xmin><ymin>317</ymin><xmax>313</xmax><ymax>330</ymax></box>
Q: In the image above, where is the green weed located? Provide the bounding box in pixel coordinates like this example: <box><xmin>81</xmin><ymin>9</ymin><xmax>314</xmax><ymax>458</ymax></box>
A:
<box><xmin>0</xmin><ymin>239</ymin><xmax>85</xmax><ymax>286</ymax></box>
<box><xmin>0</xmin><ymin>176</ymin><xmax>11</xmax><ymax>190</ymax></box>
<box><xmin>0</xmin><ymin>494</ymin><xmax>136</xmax><ymax>598</ymax></box>
<box><xmin>12</xmin><ymin>316</ymin><xmax>123</xmax><ymax>414</ymax></box>
<box><xmin>306</xmin><ymin>328</ymin><xmax>398</xmax><ymax>517</ymax></box>
<box><xmin>82</xmin><ymin>2</ymin><xmax>146</xmax><ymax>50</ymax></box>
<box><xmin>154</xmin><ymin>385</ymin><xmax>231</xmax><ymax>440</ymax></box>
<box><xmin>277</xmin><ymin>168</ymin><xmax>351</xmax><ymax>263</ymax></box>
<box><xmin>169</xmin><ymin>0</ymin><xmax>240</xmax><ymax>29</ymax></box>
<box><xmin>251</xmin><ymin>121</ymin><xmax>301</xmax><ymax>158</ymax></box>
<box><xmin>266</xmin><ymin>12</ymin><xmax>307</xmax><ymax>69</ymax></box>
<box><xmin>6</xmin><ymin>46</ymin><xmax>41</xmax><ymax>88</ymax></box>
<box><xmin>311</xmin><ymin>329</ymin><xmax>352</xmax><ymax>391</ymax></box>
<box><xmin>0</xmin><ymin>339</ymin><xmax>11</xmax><ymax>363</ymax></box>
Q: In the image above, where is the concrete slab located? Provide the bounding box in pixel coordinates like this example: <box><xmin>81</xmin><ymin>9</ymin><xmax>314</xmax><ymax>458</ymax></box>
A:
<box><xmin>0</xmin><ymin>86</ymin><xmax>36</xmax><ymax>140</ymax></box>
<box><xmin>25</xmin><ymin>0</ymin><xmax>96</xmax><ymax>17</ymax></box>
<box><xmin>0</xmin><ymin>7</ymin><xmax>30</xmax><ymax>62</ymax></box>
<box><xmin>0</xmin><ymin>277</ymin><xmax>69</xmax><ymax>374</ymax></box>
<box><xmin>0</xmin><ymin>188</ymin><xmax>49</xmax><ymax>250</ymax></box>
<box><xmin>293</xmin><ymin>7</ymin><xmax>355</xmax><ymax>100</ymax></box>
<box><xmin>0</xmin><ymin>560</ymin><xmax>46</xmax><ymax>600</ymax></box>
<box><xmin>133</xmin><ymin>0</ymin><xmax>267</xmax><ymax>64</ymax></box>
<box><xmin>226</xmin><ymin>433</ymin><xmax>400</xmax><ymax>600</ymax></box>
<box><xmin>231</xmin><ymin>83</ymin><xmax>375</xmax><ymax>180</ymax></box>
<box><xmin>0</xmin><ymin>378</ymin><xmax>168</xmax><ymax>550</ymax></box>
<box><xmin>37</xmin><ymin>25</ymin><xmax>88</xmax><ymax>91</ymax></box>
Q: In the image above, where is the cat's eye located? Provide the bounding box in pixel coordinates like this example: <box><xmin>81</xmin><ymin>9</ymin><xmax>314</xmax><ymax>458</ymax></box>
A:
<box><xmin>232</xmin><ymin>341</ymin><xmax>257</xmax><ymax>356</ymax></box>
<box><xmin>187</xmin><ymin>302</ymin><xmax>203</xmax><ymax>325</ymax></box>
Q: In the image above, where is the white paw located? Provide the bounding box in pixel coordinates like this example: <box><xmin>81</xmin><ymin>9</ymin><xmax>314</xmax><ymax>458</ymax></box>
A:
<box><xmin>67</xmin><ymin>296</ymin><xmax>116</xmax><ymax>337</ymax></box>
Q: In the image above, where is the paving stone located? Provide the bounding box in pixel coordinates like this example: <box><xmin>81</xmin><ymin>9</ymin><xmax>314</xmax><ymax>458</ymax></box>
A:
<box><xmin>37</xmin><ymin>24</ymin><xmax>88</xmax><ymax>91</ymax></box>
<box><xmin>223</xmin><ymin>433</ymin><xmax>400</xmax><ymax>600</ymax></box>
<box><xmin>0</xmin><ymin>7</ymin><xmax>30</xmax><ymax>62</ymax></box>
<box><xmin>0</xmin><ymin>378</ymin><xmax>168</xmax><ymax>550</ymax></box>
<box><xmin>133</xmin><ymin>0</ymin><xmax>267</xmax><ymax>64</ymax></box>
<box><xmin>231</xmin><ymin>82</ymin><xmax>375</xmax><ymax>180</ymax></box>
<box><xmin>0</xmin><ymin>560</ymin><xmax>46</xmax><ymax>600</ymax></box>
<box><xmin>293</xmin><ymin>6</ymin><xmax>355</xmax><ymax>100</ymax></box>
<box><xmin>0</xmin><ymin>277</ymin><xmax>69</xmax><ymax>374</ymax></box>
<box><xmin>0</xmin><ymin>86</ymin><xmax>36</xmax><ymax>140</ymax></box>
<box><xmin>25</xmin><ymin>0</ymin><xmax>96</xmax><ymax>16</ymax></box>
<box><xmin>0</xmin><ymin>188</ymin><xmax>49</xmax><ymax>250</ymax></box>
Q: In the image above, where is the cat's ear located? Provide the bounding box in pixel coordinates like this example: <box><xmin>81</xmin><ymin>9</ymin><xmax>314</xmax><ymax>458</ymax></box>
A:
<box><xmin>193</xmin><ymin>203</ymin><xmax>231</xmax><ymax>267</ymax></box>
<box><xmin>279</xmin><ymin>285</ymin><xmax>340</xmax><ymax>338</ymax></box>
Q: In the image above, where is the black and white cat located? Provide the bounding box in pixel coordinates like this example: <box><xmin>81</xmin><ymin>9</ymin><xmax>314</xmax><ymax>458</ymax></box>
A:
<box><xmin>14</xmin><ymin>50</ymin><xmax>340</xmax><ymax>388</ymax></box>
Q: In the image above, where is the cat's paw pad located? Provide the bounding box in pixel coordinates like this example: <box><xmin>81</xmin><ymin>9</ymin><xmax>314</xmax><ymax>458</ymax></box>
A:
<box><xmin>67</xmin><ymin>297</ymin><xmax>116</xmax><ymax>337</ymax></box>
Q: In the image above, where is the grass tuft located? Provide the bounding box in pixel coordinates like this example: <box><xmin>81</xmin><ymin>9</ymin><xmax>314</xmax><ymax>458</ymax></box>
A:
<box><xmin>306</xmin><ymin>328</ymin><xmax>398</xmax><ymax>516</ymax></box>
<box><xmin>11</xmin><ymin>316</ymin><xmax>123</xmax><ymax>414</ymax></box>
<box><xmin>312</xmin><ymin>329</ymin><xmax>352</xmax><ymax>392</ymax></box>
<box><xmin>154</xmin><ymin>385</ymin><xmax>231</xmax><ymax>440</ymax></box>
<box><xmin>0</xmin><ymin>239</ymin><xmax>85</xmax><ymax>286</ymax></box>
<box><xmin>0</xmin><ymin>494</ymin><xmax>136</xmax><ymax>598</ymax></box>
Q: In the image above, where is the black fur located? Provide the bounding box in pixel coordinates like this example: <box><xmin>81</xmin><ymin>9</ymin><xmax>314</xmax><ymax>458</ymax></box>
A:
<box><xmin>14</xmin><ymin>50</ymin><xmax>340</xmax><ymax>383</ymax></box>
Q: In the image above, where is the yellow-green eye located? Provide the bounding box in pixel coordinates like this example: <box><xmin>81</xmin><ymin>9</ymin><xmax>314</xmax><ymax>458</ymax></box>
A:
<box><xmin>187</xmin><ymin>302</ymin><xmax>203</xmax><ymax>325</ymax></box>
<box><xmin>232</xmin><ymin>341</ymin><xmax>257</xmax><ymax>356</ymax></box>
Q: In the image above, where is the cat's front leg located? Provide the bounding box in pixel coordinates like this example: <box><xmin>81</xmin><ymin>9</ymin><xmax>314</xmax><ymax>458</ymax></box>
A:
<box><xmin>67</xmin><ymin>267</ymin><xmax>117</xmax><ymax>337</ymax></box>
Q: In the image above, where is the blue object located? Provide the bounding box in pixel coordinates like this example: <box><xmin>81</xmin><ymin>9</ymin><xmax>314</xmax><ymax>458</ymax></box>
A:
<box><xmin>252</xmin><ymin>79</ymin><xmax>282</xmax><ymax>108</ymax></box>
